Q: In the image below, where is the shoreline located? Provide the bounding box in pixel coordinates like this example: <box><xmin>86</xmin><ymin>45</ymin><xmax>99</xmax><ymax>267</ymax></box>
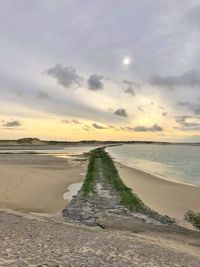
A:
<box><xmin>115</xmin><ymin>161</ymin><xmax>200</xmax><ymax>223</ymax></box>
<box><xmin>1</xmin><ymin>144</ymin><xmax>199</xmax><ymax>229</ymax></box>
<box><xmin>114</xmin><ymin>159</ymin><xmax>200</xmax><ymax>189</ymax></box>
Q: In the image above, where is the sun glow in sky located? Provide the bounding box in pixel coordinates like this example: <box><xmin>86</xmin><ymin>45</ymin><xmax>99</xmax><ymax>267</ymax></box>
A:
<box><xmin>123</xmin><ymin>57</ymin><xmax>131</xmax><ymax>65</ymax></box>
<box><xmin>1</xmin><ymin>1</ymin><xmax>200</xmax><ymax>142</ymax></box>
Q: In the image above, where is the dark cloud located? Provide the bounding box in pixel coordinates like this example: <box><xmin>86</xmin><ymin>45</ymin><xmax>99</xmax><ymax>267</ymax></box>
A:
<box><xmin>114</xmin><ymin>108</ymin><xmax>127</xmax><ymax>117</ymax></box>
<box><xmin>123</xmin><ymin>80</ymin><xmax>139</xmax><ymax>96</ymax></box>
<box><xmin>138</xmin><ymin>106</ymin><xmax>145</xmax><ymax>113</ymax></box>
<box><xmin>175</xmin><ymin>115</ymin><xmax>200</xmax><ymax>128</ymax></box>
<box><xmin>133</xmin><ymin>124</ymin><xmax>163</xmax><ymax>132</ymax></box>
<box><xmin>45</xmin><ymin>63</ymin><xmax>83</xmax><ymax>88</ymax></box>
<box><xmin>37</xmin><ymin>90</ymin><xmax>50</xmax><ymax>99</ymax></box>
<box><xmin>123</xmin><ymin>80</ymin><xmax>133</xmax><ymax>86</ymax></box>
<box><xmin>124</xmin><ymin>87</ymin><xmax>135</xmax><ymax>96</ymax></box>
<box><xmin>150</xmin><ymin>70</ymin><xmax>200</xmax><ymax>87</ymax></box>
<box><xmin>82</xmin><ymin>125</ymin><xmax>91</xmax><ymax>131</ymax></box>
<box><xmin>62</xmin><ymin>119</ymin><xmax>81</xmax><ymax>124</ymax></box>
<box><xmin>62</xmin><ymin>119</ymin><xmax>71</xmax><ymax>124</ymax></box>
<box><xmin>122</xmin><ymin>126</ymin><xmax>134</xmax><ymax>131</ymax></box>
<box><xmin>120</xmin><ymin>124</ymin><xmax>163</xmax><ymax>132</ymax></box>
<box><xmin>178</xmin><ymin>102</ymin><xmax>200</xmax><ymax>115</ymax></box>
<box><xmin>123</xmin><ymin>80</ymin><xmax>140</xmax><ymax>86</ymax></box>
<box><xmin>92</xmin><ymin>123</ymin><xmax>107</xmax><ymax>129</ymax></box>
<box><xmin>3</xmin><ymin>120</ymin><xmax>21</xmax><ymax>127</ymax></box>
<box><xmin>88</xmin><ymin>75</ymin><xmax>104</xmax><ymax>90</ymax></box>
<box><xmin>108</xmin><ymin>125</ymin><xmax>117</xmax><ymax>130</ymax></box>
<box><xmin>162</xmin><ymin>112</ymin><xmax>167</xmax><ymax>117</ymax></box>
<box><xmin>71</xmin><ymin>119</ymin><xmax>81</xmax><ymax>124</ymax></box>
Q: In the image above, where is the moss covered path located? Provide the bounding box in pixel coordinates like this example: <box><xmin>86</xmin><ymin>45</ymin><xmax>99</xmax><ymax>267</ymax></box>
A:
<box><xmin>63</xmin><ymin>148</ymin><xmax>173</xmax><ymax>225</ymax></box>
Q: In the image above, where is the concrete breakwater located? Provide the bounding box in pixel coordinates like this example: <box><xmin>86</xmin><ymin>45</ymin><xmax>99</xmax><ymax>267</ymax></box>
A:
<box><xmin>62</xmin><ymin>148</ymin><xmax>174</xmax><ymax>228</ymax></box>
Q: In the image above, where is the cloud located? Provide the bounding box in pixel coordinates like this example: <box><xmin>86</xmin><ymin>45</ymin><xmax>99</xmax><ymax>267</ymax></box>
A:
<box><xmin>123</xmin><ymin>80</ymin><xmax>133</xmax><ymax>86</ymax></box>
<box><xmin>120</xmin><ymin>124</ymin><xmax>163</xmax><ymax>132</ymax></box>
<box><xmin>71</xmin><ymin>119</ymin><xmax>81</xmax><ymax>124</ymax></box>
<box><xmin>150</xmin><ymin>70</ymin><xmax>200</xmax><ymax>87</ymax></box>
<box><xmin>162</xmin><ymin>112</ymin><xmax>167</xmax><ymax>117</ymax></box>
<box><xmin>176</xmin><ymin>115</ymin><xmax>190</xmax><ymax>126</ymax></box>
<box><xmin>15</xmin><ymin>91</ymin><xmax>24</xmax><ymax>98</ymax></box>
<box><xmin>88</xmin><ymin>75</ymin><xmax>104</xmax><ymax>90</ymax></box>
<box><xmin>133</xmin><ymin>124</ymin><xmax>163</xmax><ymax>132</ymax></box>
<box><xmin>92</xmin><ymin>123</ymin><xmax>107</xmax><ymax>129</ymax></box>
<box><xmin>107</xmin><ymin>124</ymin><xmax>118</xmax><ymax>130</ymax></box>
<box><xmin>37</xmin><ymin>90</ymin><xmax>50</xmax><ymax>99</ymax></box>
<box><xmin>114</xmin><ymin>108</ymin><xmax>127</xmax><ymax>117</ymax></box>
<box><xmin>178</xmin><ymin>102</ymin><xmax>200</xmax><ymax>115</ymax></box>
<box><xmin>184</xmin><ymin>5</ymin><xmax>200</xmax><ymax>28</ymax></box>
<box><xmin>3</xmin><ymin>120</ymin><xmax>21</xmax><ymax>127</ymax></box>
<box><xmin>2</xmin><ymin>2</ymin><xmax>200</xmax><ymax>142</ymax></box>
<box><xmin>62</xmin><ymin>119</ymin><xmax>81</xmax><ymax>124</ymax></box>
<box><xmin>62</xmin><ymin>119</ymin><xmax>71</xmax><ymax>124</ymax></box>
<box><xmin>138</xmin><ymin>106</ymin><xmax>145</xmax><ymax>113</ymax></box>
<box><xmin>175</xmin><ymin>115</ymin><xmax>200</xmax><ymax>128</ymax></box>
<box><xmin>124</xmin><ymin>87</ymin><xmax>135</xmax><ymax>96</ymax></box>
<box><xmin>45</xmin><ymin>63</ymin><xmax>83</xmax><ymax>88</ymax></box>
<box><xmin>123</xmin><ymin>80</ymin><xmax>138</xmax><ymax>96</ymax></box>
<box><xmin>82</xmin><ymin>125</ymin><xmax>91</xmax><ymax>131</ymax></box>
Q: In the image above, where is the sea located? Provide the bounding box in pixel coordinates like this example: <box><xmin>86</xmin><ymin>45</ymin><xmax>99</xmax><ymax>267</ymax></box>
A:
<box><xmin>0</xmin><ymin>145</ymin><xmax>98</xmax><ymax>157</ymax></box>
<box><xmin>106</xmin><ymin>144</ymin><xmax>200</xmax><ymax>186</ymax></box>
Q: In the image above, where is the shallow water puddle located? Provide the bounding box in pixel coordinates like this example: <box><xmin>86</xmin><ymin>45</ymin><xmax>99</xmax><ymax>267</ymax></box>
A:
<box><xmin>63</xmin><ymin>182</ymin><xmax>83</xmax><ymax>201</ymax></box>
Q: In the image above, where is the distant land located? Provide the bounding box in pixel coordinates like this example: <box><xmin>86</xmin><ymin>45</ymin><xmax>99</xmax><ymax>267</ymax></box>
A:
<box><xmin>0</xmin><ymin>137</ymin><xmax>199</xmax><ymax>146</ymax></box>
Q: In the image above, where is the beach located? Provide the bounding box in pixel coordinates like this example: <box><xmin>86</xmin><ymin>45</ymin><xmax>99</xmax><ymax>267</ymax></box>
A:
<box><xmin>0</xmin><ymin>210</ymin><xmax>200</xmax><ymax>267</ymax></box>
<box><xmin>0</xmin><ymin>147</ymin><xmax>200</xmax><ymax>266</ymax></box>
<box><xmin>0</xmin><ymin>153</ymin><xmax>87</xmax><ymax>214</ymax></box>
<box><xmin>115</xmin><ymin>162</ymin><xmax>200</xmax><ymax>222</ymax></box>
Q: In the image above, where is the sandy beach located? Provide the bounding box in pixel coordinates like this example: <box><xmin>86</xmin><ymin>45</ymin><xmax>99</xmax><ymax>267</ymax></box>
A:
<box><xmin>115</xmin><ymin>162</ymin><xmax>200</xmax><ymax>222</ymax></box>
<box><xmin>0</xmin><ymin>153</ymin><xmax>87</xmax><ymax>214</ymax></box>
<box><xmin>0</xmin><ymin>148</ymin><xmax>199</xmax><ymax>266</ymax></box>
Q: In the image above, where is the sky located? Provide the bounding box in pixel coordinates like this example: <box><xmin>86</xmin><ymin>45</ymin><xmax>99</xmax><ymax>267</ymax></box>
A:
<box><xmin>1</xmin><ymin>0</ymin><xmax>200</xmax><ymax>141</ymax></box>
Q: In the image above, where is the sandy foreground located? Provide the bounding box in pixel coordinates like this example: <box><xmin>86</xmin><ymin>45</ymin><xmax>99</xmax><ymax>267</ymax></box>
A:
<box><xmin>0</xmin><ymin>210</ymin><xmax>200</xmax><ymax>267</ymax></box>
<box><xmin>116</xmin><ymin>162</ymin><xmax>200</xmax><ymax>222</ymax></box>
<box><xmin>0</xmin><ymin>153</ymin><xmax>87</xmax><ymax>214</ymax></box>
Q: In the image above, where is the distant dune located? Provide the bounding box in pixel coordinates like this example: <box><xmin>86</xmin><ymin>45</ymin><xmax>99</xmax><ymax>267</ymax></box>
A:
<box><xmin>0</xmin><ymin>137</ymin><xmax>199</xmax><ymax>146</ymax></box>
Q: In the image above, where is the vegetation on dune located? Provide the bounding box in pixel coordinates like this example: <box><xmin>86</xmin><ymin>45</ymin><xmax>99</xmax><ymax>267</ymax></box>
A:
<box><xmin>185</xmin><ymin>210</ymin><xmax>200</xmax><ymax>230</ymax></box>
<box><xmin>82</xmin><ymin>148</ymin><xmax>144</xmax><ymax>211</ymax></box>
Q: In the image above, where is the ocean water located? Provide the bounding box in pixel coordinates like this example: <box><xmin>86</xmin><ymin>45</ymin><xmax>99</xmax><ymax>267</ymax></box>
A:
<box><xmin>0</xmin><ymin>145</ymin><xmax>98</xmax><ymax>156</ymax></box>
<box><xmin>106</xmin><ymin>144</ymin><xmax>200</xmax><ymax>186</ymax></box>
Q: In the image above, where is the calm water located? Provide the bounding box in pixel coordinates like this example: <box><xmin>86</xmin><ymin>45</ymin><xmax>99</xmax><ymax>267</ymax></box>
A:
<box><xmin>0</xmin><ymin>146</ymin><xmax>98</xmax><ymax>156</ymax></box>
<box><xmin>106</xmin><ymin>144</ymin><xmax>200</xmax><ymax>186</ymax></box>
<box><xmin>63</xmin><ymin>182</ymin><xmax>83</xmax><ymax>201</ymax></box>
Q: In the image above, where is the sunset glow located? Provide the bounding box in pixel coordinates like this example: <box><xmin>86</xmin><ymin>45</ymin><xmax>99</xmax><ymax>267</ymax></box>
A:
<box><xmin>0</xmin><ymin>1</ymin><xmax>199</xmax><ymax>142</ymax></box>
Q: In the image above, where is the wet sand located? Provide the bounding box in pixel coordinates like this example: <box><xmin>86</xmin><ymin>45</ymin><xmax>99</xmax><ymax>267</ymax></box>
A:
<box><xmin>115</xmin><ymin>162</ymin><xmax>200</xmax><ymax>222</ymax></box>
<box><xmin>0</xmin><ymin>154</ymin><xmax>87</xmax><ymax>214</ymax></box>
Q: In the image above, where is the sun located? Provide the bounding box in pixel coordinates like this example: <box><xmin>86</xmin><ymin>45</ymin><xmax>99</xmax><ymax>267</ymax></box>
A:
<box><xmin>123</xmin><ymin>57</ymin><xmax>130</xmax><ymax>65</ymax></box>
